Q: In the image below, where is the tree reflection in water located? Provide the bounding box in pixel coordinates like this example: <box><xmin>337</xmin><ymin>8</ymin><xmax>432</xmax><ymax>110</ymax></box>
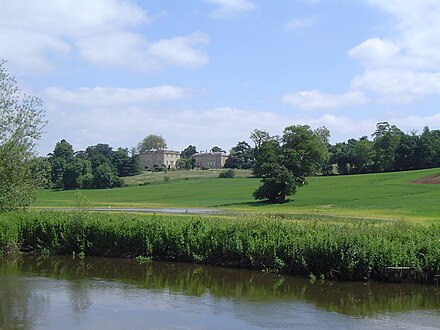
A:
<box><xmin>1</xmin><ymin>255</ymin><xmax>439</xmax><ymax>329</ymax></box>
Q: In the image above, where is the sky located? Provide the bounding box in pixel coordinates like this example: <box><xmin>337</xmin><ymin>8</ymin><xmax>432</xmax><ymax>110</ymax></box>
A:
<box><xmin>2</xmin><ymin>0</ymin><xmax>440</xmax><ymax>155</ymax></box>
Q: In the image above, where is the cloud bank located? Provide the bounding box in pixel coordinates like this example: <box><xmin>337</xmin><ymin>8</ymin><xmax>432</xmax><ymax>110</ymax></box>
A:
<box><xmin>0</xmin><ymin>0</ymin><xmax>209</xmax><ymax>72</ymax></box>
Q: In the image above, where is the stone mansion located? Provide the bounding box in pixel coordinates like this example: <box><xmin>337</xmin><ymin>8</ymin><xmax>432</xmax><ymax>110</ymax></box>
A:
<box><xmin>140</xmin><ymin>149</ymin><xmax>228</xmax><ymax>170</ymax></box>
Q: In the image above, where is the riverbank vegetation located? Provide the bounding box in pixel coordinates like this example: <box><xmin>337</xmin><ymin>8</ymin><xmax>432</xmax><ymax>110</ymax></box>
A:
<box><xmin>1</xmin><ymin>210</ymin><xmax>440</xmax><ymax>283</ymax></box>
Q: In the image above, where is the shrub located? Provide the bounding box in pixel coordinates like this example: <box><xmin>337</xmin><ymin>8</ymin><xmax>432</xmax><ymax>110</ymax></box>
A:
<box><xmin>219</xmin><ymin>169</ymin><xmax>235</xmax><ymax>178</ymax></box>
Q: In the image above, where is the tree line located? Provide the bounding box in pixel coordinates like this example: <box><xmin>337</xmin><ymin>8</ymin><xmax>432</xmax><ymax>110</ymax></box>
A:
<box><xmin>225</xmin><ymin>122</ymin><xmax>440</xmax><ymax>176</ymax></box>
<box><xmin>328</xmin><ymin>122</ymin><xmax>440</xmax><ymax>175</ymax></box>
<box><xmin>40</xmin><ymin>140</ymin><xmax>143</xmax><ymax>190</ymax></box>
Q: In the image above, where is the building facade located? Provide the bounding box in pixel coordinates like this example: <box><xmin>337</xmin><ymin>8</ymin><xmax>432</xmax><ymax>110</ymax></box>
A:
<box><xmin>140</xmin><ymin>150</ymin><xmax>181</xmax><ymax>169</ymax></box>
<box><xmin>191</xmin><ymin>152</ymin><xmax>228</xmax><ymax>169</ymax></box>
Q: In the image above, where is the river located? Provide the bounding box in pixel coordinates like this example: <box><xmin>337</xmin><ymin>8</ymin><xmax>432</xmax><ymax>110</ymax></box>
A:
<box><xmin>1</xmin><ymin>256</ymin><xmax>439</xmax><ymax>329</ymax></box>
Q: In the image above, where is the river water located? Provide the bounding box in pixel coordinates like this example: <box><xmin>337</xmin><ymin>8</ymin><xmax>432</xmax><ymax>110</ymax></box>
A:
<box><xmin>1</xmin><ymin>256</ymin><xmax>439</xmax><ymax>329</ymax></box>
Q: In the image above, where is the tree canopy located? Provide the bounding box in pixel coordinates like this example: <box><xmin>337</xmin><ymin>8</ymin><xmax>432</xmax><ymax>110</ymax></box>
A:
<box><xmin>137</xmin><ymin>134</ymin><xmax>167</xmax><ymax>152</ymax></box>
<box><xmin>326</xmin><ymin>122</ymin><xmax>440</xmax><ymax>175</ymax></box>
<box><xmin>181</xmin><ymin>145</ymin><xmax>197</xmax><ymax>159</ymax></box>
<box><xmin>253</xmin><ymin>125</ymin><xmax>329</xmax><ymax>203</ymax></box>
<box><xmin>48</xmin><ymin>140</ymin><xmax>141</xmax><ymax>190</ymax></box>
<box><xmin>224</xmin><ymin>141</ymin><xmax>254</xmax><ymax>169</ymax></box>
<box><xmin>210</xmin><ymin>146</ymin><xmax>225</xmax><ymax>153</ymax></box>
<box><xmin>0</xmin><ymin>60</ymin><xmax>46</xmax><ymax>211</ymax></box>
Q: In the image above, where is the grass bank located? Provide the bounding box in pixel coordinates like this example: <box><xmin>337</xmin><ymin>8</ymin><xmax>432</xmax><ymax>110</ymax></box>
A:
<box><xmin>1</xmin><ymin>211</ymin><xmax>439</xmax><ymax>283</ymax></box>
<box><xmin>34</xmin><ymin>167</ymin><xmax>440</xmax><ymax>222</ymax></box>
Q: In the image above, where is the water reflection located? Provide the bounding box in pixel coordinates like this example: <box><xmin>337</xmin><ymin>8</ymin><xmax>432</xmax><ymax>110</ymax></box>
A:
<box><xmin>1</xmin><ymin>256</ymin><xmax>439</xmax><ymax>329</ymax></box>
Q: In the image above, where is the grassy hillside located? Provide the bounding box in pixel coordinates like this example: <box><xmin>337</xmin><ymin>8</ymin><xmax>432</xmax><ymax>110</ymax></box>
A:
<box><xmin>122</xmin><ymin>169</ymin><xmax>252</xmax><ymax>186</ymax></box>
<box><xmin>34</xmin><ymin>168</ymin><xmax>440</xmax><ymax>222</ymax></box>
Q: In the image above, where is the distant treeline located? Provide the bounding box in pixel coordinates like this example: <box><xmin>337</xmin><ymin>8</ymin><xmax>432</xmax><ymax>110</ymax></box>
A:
<box><xmin>35</xmin><ymin>139</ymin><xmax>143</xmax><ymax>190</ymax></box>
<box><xmin>225</xmin><ymin>122</ymin><xmax>440</xmax><ymax>175</ymax></box>
<box><xmin>37</xmin><ymin>122</ymin><xmax>440</xmax><ymax>190</ymax></box>
<box><xmin>327</xmin><ymin>122</ymin><xmax>440</xmax><ymax>175</ymax></box>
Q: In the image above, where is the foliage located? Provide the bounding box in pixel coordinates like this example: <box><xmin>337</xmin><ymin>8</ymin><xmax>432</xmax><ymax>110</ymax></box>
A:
<box><xmin>250</xmin><ymin>129</ymin><xmax>272</xmax><ymax>150</ymax></box>
<box><xmin>63</xmin><ymin>158</ymin><xmax>92</xmax><ymax>189</ymax></box>
<box><xmin>372</xmin><ymin>122</ymin><xmax>402</xmax><ymax>172</ymax></box>
<box><xmin>327</xmin><ymin>122</ymin><xmax>440</xmax><ymax>175</ymax></box>
<box><xmin>49</xmin><ymin>139</ymin><xmax>73</xmax><ymax>188</ymax></box>
<box><xmin>2</xmin><ymin>211</ymin><xmax>440</xmax><ymax>283</ymax></box>
<box><xmin>137</xmin><ymin>134</ymin><xmax>167</xmax><ymax>152</ymax></box>
<box><xmin>254</xmin><ymin>125</ymin><xmax>329</xmax><ymax>203</ymax></box>
<box><xmin>30</xmin><ymin>157</ymin><xmax>52</xmax><ymax>189</ymax></box>
<box><xmin>48</xmin><ymin>140</ymin><xmax>141</xmax><ymax>190</ymax></box>
<box><xmin>0</xmin><ymin>60</ymin><xmax>46</xmax><ymax>211</ymax></box>
<box><xmin>218</xmin><ymin>169</ymin><xmax>235</xmax><ymax>178</ymax></box>
<box><xmin>177</xmin><ymin>158</ymin><xmax>195</xmax><ymax>170</ymax></box>
<box><xmin>210</xmin><ymin>146</ymin><xmax>224</xmax><ymax>153</ymax></box>
<box><xmin>181</xmin><ymin>145</ymin><xmax>197</xmax><ymax>159</ymax></box>
<box><xmin>92</xmin><ymin>163</ymin><xmax>120</xmax><ymax>189</ymax></box>
<box><xmin>224</xmin><ymin>141</ymin><xmax>254</xmax><ymax>169</ymax></box>
<box><xmin>329</xmin><ymin>137</ymin><xmax>374</xmax><ymax>175</ymax></box>
<box><xmin>179</xmin><ymin>145</ymin><xmax>197</xmax><ymax>170</ymax></box>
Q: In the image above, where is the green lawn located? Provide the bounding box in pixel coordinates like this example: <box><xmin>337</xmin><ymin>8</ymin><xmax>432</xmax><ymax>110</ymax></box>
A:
<box><xmin>34</xmin><ymin>168</ymin><xmax>440</xmax><ymax>222</ymax></box>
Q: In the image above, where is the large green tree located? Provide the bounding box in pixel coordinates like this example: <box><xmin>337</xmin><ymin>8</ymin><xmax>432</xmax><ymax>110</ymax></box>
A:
<box><xmin>137</xmin><ymin>134</ymin><xmax>167</xmax><ymax>152</ymax></box>
<box><xmin>225</xmin><ymin>141</ymin><xmax>254</xmax><ymax>169</ymax></box>
<box><xmin>50</xmin><ymin>139</ymin><xmax>74</xmax><ymax>189</ymax></box>
<box><xmin>179</xmin><ymin>145</ymin><xmax>197</xmax><ymax>169</ymax></box>
<box><xmin>253</xmin><ymin>125</ymin><xmax>329</xmax><ymax>203</ymax></box>
<box><xmin>372</xmin><ymin>122</ymin><xmax>402</xmax><ymax>172</ymax></box>
<box><xmin>0</xmin><ymin>61</ymin><xmax>46</xmax><ymax>211</ymax></box>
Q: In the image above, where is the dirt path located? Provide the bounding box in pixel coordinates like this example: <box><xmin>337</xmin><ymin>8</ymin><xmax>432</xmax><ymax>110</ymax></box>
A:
<box><xmin>410</xmin><ymin>174</ymin><xmax>440</xmax><ymax>184</ymax></box>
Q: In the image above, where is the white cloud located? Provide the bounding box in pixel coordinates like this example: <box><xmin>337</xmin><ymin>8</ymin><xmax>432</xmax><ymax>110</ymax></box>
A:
<box><xmin>347</xmin><ymin>0</ymin><xmax>440</xmax><ymax>101</ymax></box>
<box><xmin>0</xmin><ymin>0</ymin><xmax>209</xmax><ymax>72</ymax></box>
<box><xmin>206</xmin><ymin>0</ymin><xmax>257</xmax><ymax>17</ymax></box>
<box><xmin>348</xmin><ymin>38</ymin><xmax>401</xmax><ymax>68</ymax></box>
<box><xmin>283</xmin><ymin>90</ymin><xmax>369</xmax><ymax>109</ymax></box>
<box><xmin>45</xmin><ymin>86</ymin><xmax>197</xmax><ymax>106</ymax></box>
<box><xmin>77</xmin><ymin>32</ymin><xmax>209</xmax><ymax>71</ymax></box>
<box><xmin>364</xmin><ymin>0</ymin><xmax>440</xmax><ymax>69</ymax></box>
<box><xmin>351</xmin><ymin>69</ymin><xmax>440</xmax><ymax>102</ymax></box>
<box><xmin>285</xmin><ymin>17</ymin><xmax>315</xmax><ymax>31</ymax></box>
<box><xmin>148</xmin><ymin>33</ymin><xmax>210</xmax><ymax>69</ymax></box>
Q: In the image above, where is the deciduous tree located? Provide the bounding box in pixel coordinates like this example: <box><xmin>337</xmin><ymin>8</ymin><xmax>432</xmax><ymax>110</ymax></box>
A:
<box><xmin>253</xmin><ymin>125</ymin><xmax>328</xmax><ymax>203</ymax></box>
<box><xmin>0</xmin><ymin>61</ymin><xmax>46</xmax><ymax>211</ymax></box>
<box><xmin>137</xmin><ymin>134</ymin><xmax>167</xmax><ymax>152</ymax></box>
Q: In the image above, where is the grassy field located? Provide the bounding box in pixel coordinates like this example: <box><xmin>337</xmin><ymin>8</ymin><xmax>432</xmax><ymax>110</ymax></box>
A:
<box><xmin>34</xmin><ymin>167</ymin><xmax>440</xmax><ymax>222</ymax></box>
<box><xmin>122</xmin><ymin>168</ymin><xmax>252</xmax><ymax>185</ymax></box>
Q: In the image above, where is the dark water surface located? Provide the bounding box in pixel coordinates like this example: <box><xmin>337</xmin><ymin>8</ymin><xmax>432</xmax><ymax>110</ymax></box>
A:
<box><xmin>1</xmin><ymin>256</ymin><xmax>439</xmax><ymax>329</ymax></box>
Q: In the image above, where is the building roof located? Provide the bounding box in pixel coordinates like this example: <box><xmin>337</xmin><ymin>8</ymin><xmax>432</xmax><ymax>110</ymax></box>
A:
<box><xmin>141</xmin><ymin>149</ymin><xmax>181</xmax><ymax>154</ymax></box>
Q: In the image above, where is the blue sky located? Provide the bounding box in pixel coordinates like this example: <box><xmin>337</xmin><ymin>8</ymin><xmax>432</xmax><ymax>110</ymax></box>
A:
<box><xmin>2</xmin><ymin>0</ymin><xmax>440</xmax><ymax>155</ymax></box>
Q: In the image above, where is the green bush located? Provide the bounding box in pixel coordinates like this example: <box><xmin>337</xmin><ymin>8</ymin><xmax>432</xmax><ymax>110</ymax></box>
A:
<box><xmin>219</xmin><ymin>169</ymin><xmax>235</xmax><ymax>178</ymax></box>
